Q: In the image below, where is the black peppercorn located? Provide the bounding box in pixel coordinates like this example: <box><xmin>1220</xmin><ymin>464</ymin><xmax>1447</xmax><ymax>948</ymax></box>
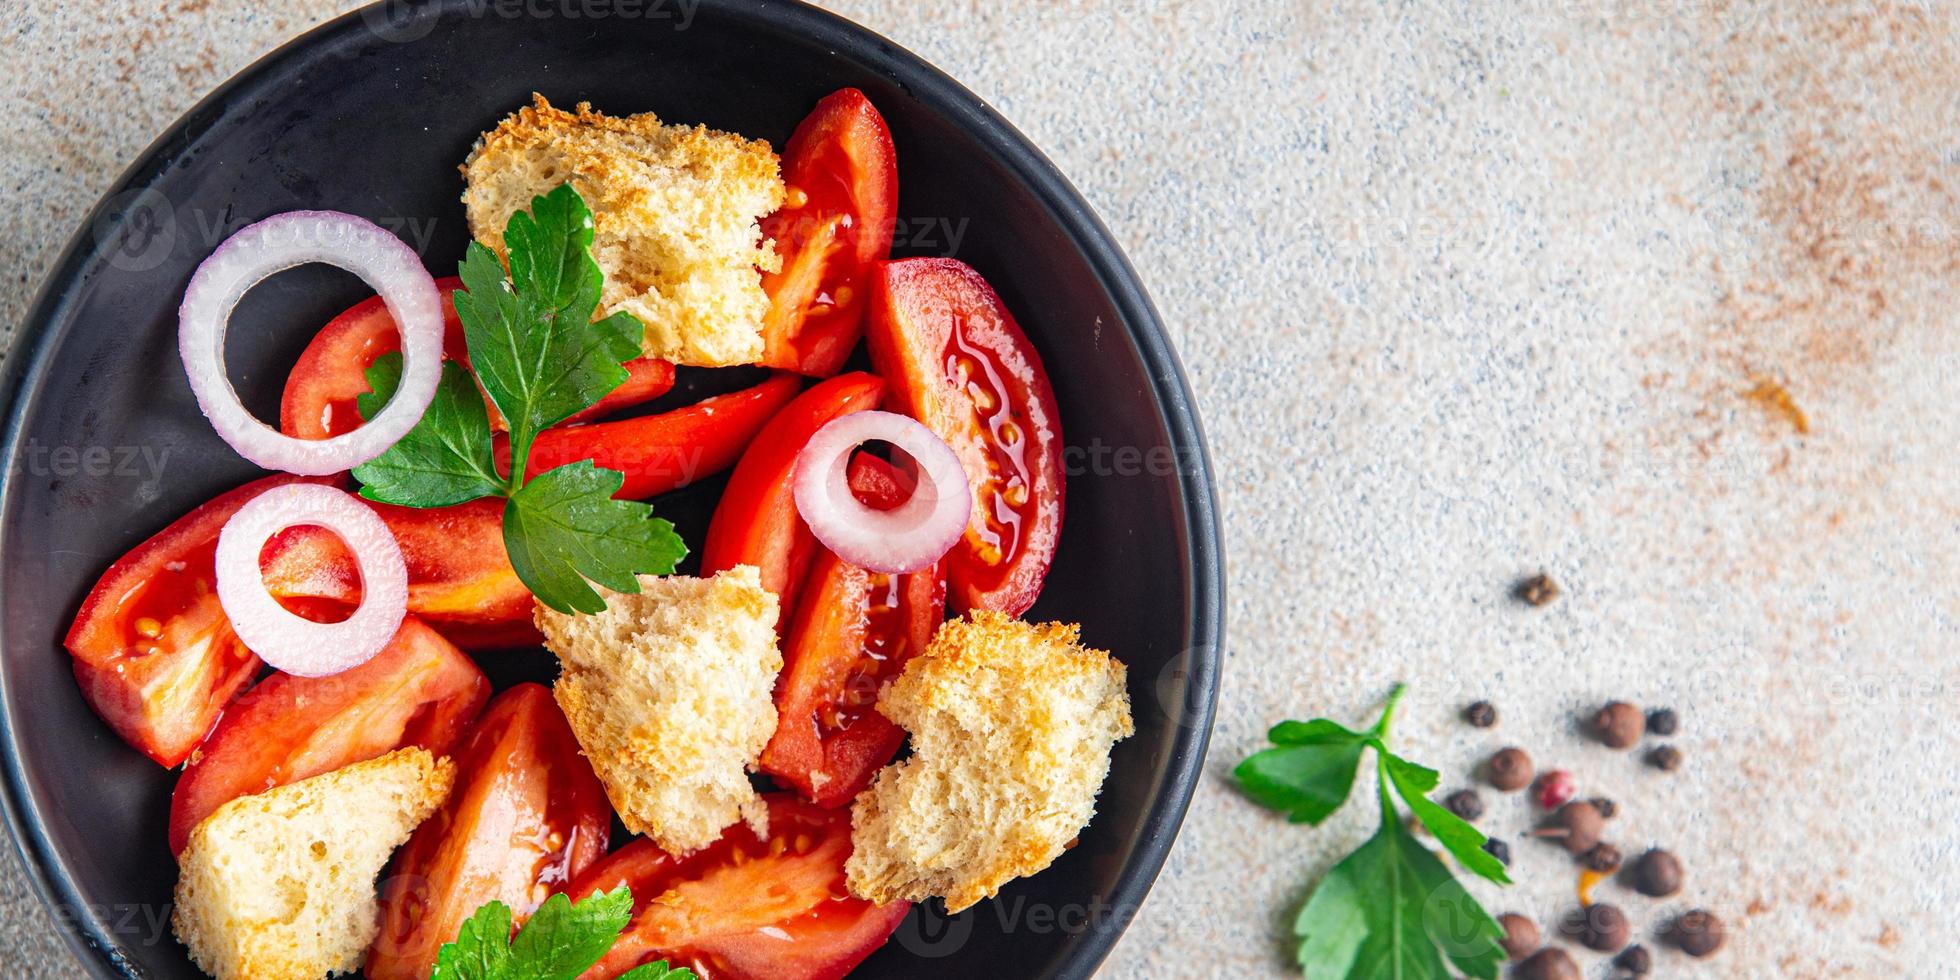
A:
<box><xmin>1647</xmin><ymin>707</ymin><xmax>1679</xmax><ymax>736</ymax></box>
<box><xmin>1515</xmin><ymin>573</ymin><xmax>1560</xmax><ymax>606</ymax></box>
<box><xmin>1593</xmin><ymin>701</ymin><xmax>1645</xmax><ymax>749</ymax></box>
<box><xmin>1669</xmin><ymin>909</ymin><xmax>1727</xmax><ymax>957</ymax></box>
<box><xmin>1648</xmin><ymin>744</ymin><xmax>1683</xmax><ymax>771</ymax></box>
<box><xmin>1486</xmin><ymin>747</ymin><xmax>1534</xmax><ymax>792</ymax></box>
<box><xmin>1464</xmin><ymin>700</ymin><xmax>1498</xmax><ymax>728</ymax></box>
<box><xmin>1482</xmin><ymin>837</ymin><xmax>1511</xmax><ymax>865</ymax></box>
<box><xmin>1614</xmin><ymin>944</ymin><xmax>1653</xmax><ymax>975</ymax></box>
<box><xmin>1628</xmin><ymin>848</ymin><xmax>1684</xmax><ymax>897</ymax></box>
<box><xmin>1583</xmin><ymin>842</ymin><xmax>1623</xmax><ymax>873</ymax></box>
<box><xmin>1588</xmin><ymin>796</ymin><xmax>1618</xmax><ymax>819</ymax></box>
<box><xmin>1444</xmin><ymin>788</ymin><xmax>1485</xmax><ymax>822</ymax></box>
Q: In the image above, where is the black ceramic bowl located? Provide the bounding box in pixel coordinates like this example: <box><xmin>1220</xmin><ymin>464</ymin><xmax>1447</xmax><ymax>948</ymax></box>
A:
<box><xmin>0</xmin><ymin>1</ymin><xmax>1221</xmax><ymax>977</ymax></box>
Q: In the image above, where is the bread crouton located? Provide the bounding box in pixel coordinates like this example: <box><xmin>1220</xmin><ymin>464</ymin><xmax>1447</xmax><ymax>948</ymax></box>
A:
<box><xmin>535</xmin><ymin>566</ymin><xmax>782</xmax><ymax>854</ymax></box>
<box><xmin>846</xmin><ymin>612</ymin><xmax>1133</xmax><ymax>913</ymax></box>
<box><xmin>171</xmin><ymin>748</ymin><xmax>455</xmax><ymax>980</ymax></box>
<box><xmin>462</xmin><ymin>95</ymin><xmax>784</xmax><ymax>367</ymax></box>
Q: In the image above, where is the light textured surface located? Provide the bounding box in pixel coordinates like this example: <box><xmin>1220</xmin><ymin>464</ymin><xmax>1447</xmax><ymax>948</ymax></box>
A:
<box><xmin>4</xmin><ymin>1</ymin><xmax>1957</xmax><ymax>977</ymax></box>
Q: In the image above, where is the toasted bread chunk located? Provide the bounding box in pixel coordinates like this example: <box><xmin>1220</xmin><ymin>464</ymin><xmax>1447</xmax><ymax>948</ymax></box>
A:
<box><xmin>171</xmin><ymin>748</ymin><xmax>454</xmax><ymax>980</ymax></box>
<box><xmin>462</xmin><ymin>95</ymin><xmax>784</xmax><ymax>367</ymax></box>
<box><xmin>846</xmin><ymin>612</ymin><xmax>1133</xmax><ymax>912</ymax></box>
<box><xmin>535</xmin><ymin>566</ymin><xmax>782</xmax><ymax>854</ymax></box>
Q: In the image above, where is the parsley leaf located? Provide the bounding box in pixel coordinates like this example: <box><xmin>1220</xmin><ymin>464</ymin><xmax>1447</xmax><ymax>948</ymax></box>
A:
<box><xmin>456</xmin><ymin>184</ymin><xmax>640</xmax><ymax>473</ymax></box>
<box><xmin>1295</xmin><ymin>814</ymin><xmax>1507</xmax><ymax>979</ymax></box>
<box><xmin>504</xmin><ymin>462</ymin><xmax>688</xmax><ymax>615</ymax></box>
<box><xmin>1240</xmin><ymin>684</ymin><xmax>1510</xmax><ymax>979</ymax></box>
<box><xmin>1233</xmin><ymin>720</ymin><xmax>1369</xmax><ymax>825</ymax></box>
<box><xmin>617</xmin><ymin>964</ymin><xmax>694</xmax><ymax>980</ymax></box>
<box><xmin>1381</xmin><ymin>751</ymin><xmax>1511</xmax><ymax>885</ymax></box>
<box><xmin>351</xmin><ymin>353</ymin><xmax>504</xmax><ymax>506</ymax></box>
<box><xmin>343</xmin><ymin>184</ymin><xmax>688</xmax><ymax>614</ymax></box>
<box><xmin>430</xmin><ymin>887</ymin><xmax>696</xmax><ymax>980</ymax></box>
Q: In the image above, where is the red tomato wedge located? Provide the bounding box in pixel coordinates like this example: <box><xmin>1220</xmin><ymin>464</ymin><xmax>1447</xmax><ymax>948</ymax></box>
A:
<box><xmin>700</xmin><ymin>373</ymin><xmax>885</xmax><ymax>620</ymax></box>
<box><xmin>865</xmin><ymin>258</ymin><xmax>1065</xmax><ymax>615</ymax></box>
<box><xmin>278</xmin><ymin>276</ymin><xmax>674</xmax><ymax>440</ymax></box>
<box><xmin>762</xmin><ymin>456</ymin><xmax>944</xmax><ymax>807</ymax></box>
<box><xmin>562</xmin><ymin>795</ymin><xmax>908</xmax><ymax>980</ymax></box>
<box><xmin>166</xmin><ymin>616</ymin><xmax>488</xmax><ymax>855</ymax></box>
<box><xmin>758</xmin><ymin>89</ymin><xmax>899</xmax><ymax>377</ymax></box>
<box><xmin>63</xmin><ymin>473</ymin><xmax>335</xmax><ymax>768</ymax></box>
<box><xmin>257</xmin><ymin>497</ymin><xmax>539</xmax><ymax>649</ymax></box>
<box><xmin>368</xmin><ymin>684</ymin><xmax>612</xmax><ymax>980</ymax></box>
<box><xmin>512</xmin><ymin>373</ymin><xmax>802</xmax><ymax>500</ymax></box>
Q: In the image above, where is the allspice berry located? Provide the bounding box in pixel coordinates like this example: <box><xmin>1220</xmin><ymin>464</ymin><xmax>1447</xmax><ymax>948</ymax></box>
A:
<box><xmin>1628</xmin><ymin>848</ymin><xmax>1685</xmax><ymax>897</ymax></box>
<box><xmin>1668</xmin><ymin>909</ymin><xmax>1727</xmax><ymax>957</ymax></box>
<box><xmin>1536</xmin><ymin>800</ymin><xmax>1605</xmax><ymax>854</ymax></box>
<box><xmin>1565</xmin><ymin>902</ymin><xmax>1632</xmax><ymax>952</ymax></box>
<box><xmin>1588</xmin><ymin>796</ymin><xmax>1618</xmax><ymax>819</ymax></box>
<box><xmin>1583</xmin><ymin>842</ymin><xmax>1623</xmax><ymax>873</ymax></box>
<box><xmin>1648</xmin><ymin>744</ymin><xmax>1684</xmax><ymax>771</ymax></box>
<box><xmin>1515</xmin><ymin>947</ymin><xmax>1579</xmax><ymax>980</ymax></box>
<box><xmin>1593</xmin><ymin>701</ymin><xmax>1645</xmax><ymax>749</ymax></box>
<box><xmin>1486</xmin><ymin>747</ymin><xmax>1534</xmax><ymax>792</ymax></box>
<box><xmin>1444</xmin><ymin>788</ymin><xmax>1485</xmax><ymax>821</ymax></box>
<box><xmin>1497</xmin><ymin>912</ymin><xmax>1539</xmax><ymax>961</ymax></box>
<box><xmin>1464</xmin><ymin>700</ymin><xmax>1498</xmax><ymax>727</ymax></box>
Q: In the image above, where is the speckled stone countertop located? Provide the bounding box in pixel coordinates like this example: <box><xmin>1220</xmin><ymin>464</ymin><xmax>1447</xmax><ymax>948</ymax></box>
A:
<box><xmin>5</xmin><ymin>2</ymin><xmax>1957</xmax><ymax>977</ymax></box>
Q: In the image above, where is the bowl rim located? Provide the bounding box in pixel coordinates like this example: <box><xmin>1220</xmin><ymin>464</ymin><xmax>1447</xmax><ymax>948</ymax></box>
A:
<box><xmin>0</xmin><ymin>1</ymin><xmax>1224</xmax><ymax>977</ymax></box>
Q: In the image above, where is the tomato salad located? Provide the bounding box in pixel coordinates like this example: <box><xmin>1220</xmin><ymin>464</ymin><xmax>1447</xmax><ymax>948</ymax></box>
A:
<box><xmin>64</xmin><ymin>90</ymin><xmax>1075</xmax><ymax>980</ymax></box>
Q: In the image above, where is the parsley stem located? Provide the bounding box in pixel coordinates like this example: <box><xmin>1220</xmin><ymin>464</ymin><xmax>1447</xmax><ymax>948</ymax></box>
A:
<box><xmin>505</xmin><ymin>427</ymin><xmax>533</xmax><ymax>496</ymax></box>
<box><xmin>1369</xmin><ymin>682</ymin><xmax>1408</xmax><ymax>741</ymax></box>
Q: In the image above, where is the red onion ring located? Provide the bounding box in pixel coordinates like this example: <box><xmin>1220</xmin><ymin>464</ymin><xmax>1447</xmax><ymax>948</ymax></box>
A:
<box><xmin>792</xmin><ymin>411</ymin><xmax>971</xmax><ymax>574</ymax></box>
<box><xmin>179</xmin><ymin>211</ymin><xmax>443</xmax><ymax>474</ymax></box>
<box><xmin>214</xmin><ymin>483</ymin><xmax>408</xmax><ymax>678</ymax></box>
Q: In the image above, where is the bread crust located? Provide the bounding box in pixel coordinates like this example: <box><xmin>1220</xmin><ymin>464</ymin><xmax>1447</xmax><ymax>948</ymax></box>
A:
<box><xmin>462</xmin><ymin>94</ymin><xmax>784</xmax><ymax>367</ymax></box>
<box><xmin>535</xmin><ymin>566</ymin><xmax>782</xmax><ymax>855</ymax></box>
<box><xmin>846</xmin><ymin>612</ymin><xmax>1134</xmax><ymax>913</ymax></box>
<box><xmin>171</xmin><ymin>748</ymin><xmax>455</xmax><ymax>980</ymax></box>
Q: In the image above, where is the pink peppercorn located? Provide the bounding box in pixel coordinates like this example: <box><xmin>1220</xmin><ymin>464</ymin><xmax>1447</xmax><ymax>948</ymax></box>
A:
<box><xmin>1536</xmin><ymin>769</ymin><xmax>1576</xmax><ymax>809</ymax></box>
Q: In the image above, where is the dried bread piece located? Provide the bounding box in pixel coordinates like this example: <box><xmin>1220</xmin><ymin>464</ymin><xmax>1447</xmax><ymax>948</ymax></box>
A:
<box><xmin>847</xmin><ymin>612</ymin><xmax>1133</xmax><ymax>912</ymax></box>
<box><xmin>535</xmin><ymin>566</ymin><xmax>781</xmax><ymax>854</ymax></box>
<box><xmin>171</xmin><ymin>747</ymin><xmax>455</xmax><ymax>980</ymax></box>
<box><xmin>462</xmin><ymin>94</ymin><xmax>785</xmax><ymax>367</ymax></box>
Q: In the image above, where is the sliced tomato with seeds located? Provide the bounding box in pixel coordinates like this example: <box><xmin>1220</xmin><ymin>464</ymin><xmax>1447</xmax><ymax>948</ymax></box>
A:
<box><xmin>166</xmin><ymin>615</ymin><xmax>489</xmax><ymax>855</ymax></box>
<box><xmin>368</xmin><ymin>684</ymin><xmax>612</xmax><ymax>980</ymax></box>
<box><xmin>562</xmin><ymin>795</ymin><xmax>908</xmax><ymax>980</ymax></box>
<box><xmin>865</xmin><ymin>258</ymin><xmax>1065</xmax><ymax>615</ymax></box>
<box><xmin>63</xmin><ymin>473</ymin><xmax>338</xmax><ymax>768</ymax></box>
<box><xmin>762</xmin><ymin>456</ymin><xmax>944</xmax><ymax>807</ymax></box>
<box><xmin>699</xmin><ymin>373</ymin><xmax>885</xmax><ymax>621</ymax></box>
<box><xmin>758</xmin><ymin>88</ymin><xmax>898</xmax><ymax>377</ymax></box>
<box><xmin>512</xmin><ymin>373</ymin><xmax>802</xmax><ymax>500</ymax></box>
<box><xmin>279</xmin><ymin>277</ymin><xmax>674</xmax><ymax>440</ymax></box>
<box><xmin>258</xmin><ymin>496</ymin><xmax>539</xmax><ymax>650</ymax></box>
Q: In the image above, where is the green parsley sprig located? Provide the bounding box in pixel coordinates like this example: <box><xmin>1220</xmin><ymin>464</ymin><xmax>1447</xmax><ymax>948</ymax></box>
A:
<box><xmin>352</xmin><ymin>184</ymin><xmax>686</xmax><ymax>615</ymax></box>
<box><xmin>431</xmin><ymin>886</ymin><xmax>692</xmax><ymax>980</ymax></box>
<box><xmin>1236</xmin><ymin>684</ymin><xmax>1510</xmax><ymax>979</ymax></box>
